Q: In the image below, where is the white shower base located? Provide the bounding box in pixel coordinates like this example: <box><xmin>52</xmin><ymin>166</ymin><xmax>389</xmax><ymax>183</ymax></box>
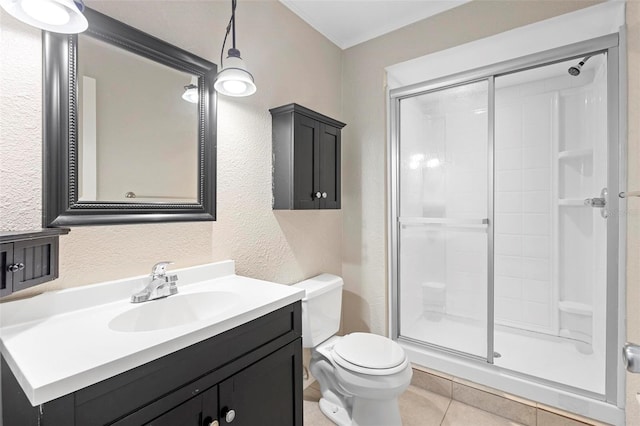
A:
<box><xmin>403</xmin><ymin>315</ymin><xmax>604</xmax><ymax>394</ymax></box>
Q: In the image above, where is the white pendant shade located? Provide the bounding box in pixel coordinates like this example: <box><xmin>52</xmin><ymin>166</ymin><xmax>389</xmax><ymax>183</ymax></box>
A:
<box><xmin>182</xmin><ymin>76</ymin><xmax>199</xmax><ymax>103</ymax></box>
<box><xmin>0</xmin><ymin>0</ymin><xmax>88</xmax><ymax>33</ymax></box>
<box><xmin>214</xmin><ymin>55</ymin><xmax>256</xmax><ymax>97</ymax></box>
<box><xmin>182</xmin><ymin>87</ymin><xmax>198</xmax><ymax>103</ymax></box>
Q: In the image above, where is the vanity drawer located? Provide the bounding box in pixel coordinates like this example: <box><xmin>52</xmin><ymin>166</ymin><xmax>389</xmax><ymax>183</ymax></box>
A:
<box><xmin>75</xmin><ymin>302</ymin><xmax>301</xmax><ymax>425</ymax></box>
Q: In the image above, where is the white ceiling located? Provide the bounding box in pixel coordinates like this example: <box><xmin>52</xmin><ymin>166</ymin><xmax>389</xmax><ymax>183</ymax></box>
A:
<box><xmin>279</xmin><ymin>0</ymin><xmax>470</xmax><ymax>50</ymax></box>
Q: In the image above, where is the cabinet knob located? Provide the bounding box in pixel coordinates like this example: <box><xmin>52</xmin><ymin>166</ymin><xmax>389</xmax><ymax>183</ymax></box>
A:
<box><xmin>314</xmin><ymin>191</ymin><xmax>322</xmax><ymax>199</ymax></box>
<box><xmin>222</xmin><ymin>408</ymin><xmax>236</xmax><ymax>423</ymax></box>
<box><xmin>7</xmin><ymin>263</ymin><xmax>24</xmax><ymax>273</ymax></box>
<box><xmin>322</xmin><ymin>192</ymin><xmax>327</xmax><ymax>199</ymax></box>
<box><xmin>203</xmin><ymin>417</ymin><xmax>219</xmax><ymax>426</ymax></box>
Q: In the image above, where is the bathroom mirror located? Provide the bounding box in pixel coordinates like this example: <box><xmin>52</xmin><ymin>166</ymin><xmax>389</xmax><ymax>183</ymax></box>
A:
<box><xmin>43</xmin><ymin>7</ymin><xmax>217</xmax><ymax>226</ymax></box>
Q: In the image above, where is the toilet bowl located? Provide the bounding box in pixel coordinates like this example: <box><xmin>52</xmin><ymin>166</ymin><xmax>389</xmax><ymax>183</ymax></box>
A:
<box><xmin>295</xmin><ymin>274</ymin><xmax>412</xmax><ymax>426</ymax></box>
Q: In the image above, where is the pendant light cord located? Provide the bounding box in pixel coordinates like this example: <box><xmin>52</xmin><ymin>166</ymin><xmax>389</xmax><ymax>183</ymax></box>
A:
<box><xmin>219</xmin><ymin>0</ymin><xmax>237</xmax><ymax>69</ymax></box>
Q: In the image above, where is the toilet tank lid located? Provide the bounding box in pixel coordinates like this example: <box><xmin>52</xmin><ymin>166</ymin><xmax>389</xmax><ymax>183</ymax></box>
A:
<box><xmin>294</xmin><ymin>273</ymin><xmax>343</xmax><ymax>301</ymax></box>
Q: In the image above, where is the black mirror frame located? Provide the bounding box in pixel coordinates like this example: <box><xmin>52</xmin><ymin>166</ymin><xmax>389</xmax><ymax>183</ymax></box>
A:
<box><xmin>43</xmin><ymin>7</ymin><xmax>217</xmax><ymax>227</ymax></box>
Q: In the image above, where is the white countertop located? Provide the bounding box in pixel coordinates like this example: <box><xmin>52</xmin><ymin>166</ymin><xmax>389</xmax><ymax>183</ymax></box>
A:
<box><xmin>0</xmin><ymin>260</ymin><xmax>304</xmax><ymax>406</ymax></box>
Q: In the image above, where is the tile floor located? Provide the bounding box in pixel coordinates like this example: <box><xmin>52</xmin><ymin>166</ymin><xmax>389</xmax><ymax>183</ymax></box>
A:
<box><xmin>303</xmin><ymin>381</ymin><xmax>594</xmax><ymax>426</ymax></box>
<box><xmin>304</xmin><ymin>382</ymin><xmax>527</xmax><ymax>426</ymax></box>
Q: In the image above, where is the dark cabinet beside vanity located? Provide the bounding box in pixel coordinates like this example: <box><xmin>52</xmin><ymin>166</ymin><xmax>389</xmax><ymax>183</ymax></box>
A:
<box><xmin>271</xmin><ymin>103</ymin><xmax>346</xmax><ymax>210</ymax></box>
<box><xmin>1</xmin><ymin>303</ymin><xmax>303</xmax><ymax>426</ymax></box>
<box><xmin>0</xmin><ymin>228</ymin><xmax>69</xmax><ymax>297</ymax></box>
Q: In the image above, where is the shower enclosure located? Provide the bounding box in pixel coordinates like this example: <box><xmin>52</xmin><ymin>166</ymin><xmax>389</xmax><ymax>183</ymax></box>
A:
<box><xmin>389</xmin><ymin>34</ymin><xmax>622</xmax><ymax>417</ymax></box>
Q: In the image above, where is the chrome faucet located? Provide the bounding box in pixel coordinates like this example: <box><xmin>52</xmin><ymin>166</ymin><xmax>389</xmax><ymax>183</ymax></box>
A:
<box><xmin>131</xmin><ymin>261</ymin><xmax>179</xmax><ymax>303</ymax></box>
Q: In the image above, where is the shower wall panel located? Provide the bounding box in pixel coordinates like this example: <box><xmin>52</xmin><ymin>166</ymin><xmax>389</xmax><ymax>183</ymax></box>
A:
<box><xmin>494</xmin><ymin>63</ymin><xmax>607</xmax><ymax>338</ymax></box>
<box><xmin>495</xmin><ymin>88</ymin><xmax>556</xmax><ymax>334</ymax></box>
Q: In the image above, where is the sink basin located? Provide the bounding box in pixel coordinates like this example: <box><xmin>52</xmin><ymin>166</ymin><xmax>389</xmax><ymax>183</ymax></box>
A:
<box><xmin>109</xmin><ymin>291</ymin><xmax>241</xmax><ymax>332</ymax></box>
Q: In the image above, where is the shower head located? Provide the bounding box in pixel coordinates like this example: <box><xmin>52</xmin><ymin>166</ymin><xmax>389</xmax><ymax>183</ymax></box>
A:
<box><xmin>568</xmin><ymin>56</ymin><xmax>592</xmax><ymax>76</ymax></box>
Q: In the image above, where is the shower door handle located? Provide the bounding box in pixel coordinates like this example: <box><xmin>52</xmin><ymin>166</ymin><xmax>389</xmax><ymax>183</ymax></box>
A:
<box><xmin>584</xmin><ymin>188</ymin><xmax>608</xmax><ymax>219</ymax></box>
<box><xmin>624</xmin><ymin>343</ymin><xmax>640</xmax><ymax>373</ymax></box>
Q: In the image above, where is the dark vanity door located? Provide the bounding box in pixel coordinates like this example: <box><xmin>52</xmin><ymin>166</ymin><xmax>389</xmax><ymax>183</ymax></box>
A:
<box><xmin>292</xmin><ymin>116</ymin><xmax>341</xmax><ymax>210</ymax></box>
<box><xmin>12</xmin><ymin>237</ymin><xmax>59</xmax><ymax>291</ymax></box>
<box><xmin>218</xmin><ymin>340</ymin><xmax>302</xmax><ymax>426</ymax></box>
<box><xmin>318</xmin><ymin>123</ymin><xmax>341</xmax><ymax>209</ymax></box>
<box><xmin>145</xmin><ymin>386</ymin><xmax>217</xmax><ymax>426</ymax></box>
<box><xmin>144</xmin><ymin>394</ymin><xmax>202</xmax><ymax>426</ymax></box>
<box><xmin>0</xmin><ymin>229</ymin><xmax>67</xmax><ymax>297</ymax></box>
<box><xmin>0</xmin><ymin>243</ymin><xmax>13</xmax><ymax>297</ymax></box>
<box><xmin>293</xmin><ymin>113</ymin><xmax>320</xmax><ymax>209</ymax></box>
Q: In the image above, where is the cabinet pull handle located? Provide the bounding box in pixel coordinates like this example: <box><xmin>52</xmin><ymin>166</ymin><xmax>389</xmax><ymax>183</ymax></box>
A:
<box><xmin>322</xmin><ymin>192</ymin><xmax>327</xmax><ymax>199</ymax></box>
<box><xmin>7</xmin><ymin>263</ymin><xmax>24</xmax><ymax>273</ymax></box>
<box><xmin>314</xmin><ymin>191</ymin><xmax>322</xmax><ymax>199</ymax></box>
<box><xmin>207</xmin><ymin>420</ymin><xmax>219</xmax><ymax>426</ymax></box>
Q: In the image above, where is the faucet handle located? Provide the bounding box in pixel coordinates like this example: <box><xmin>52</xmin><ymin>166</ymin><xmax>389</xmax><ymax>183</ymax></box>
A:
<box><xmin>151</xmin><ymin>261</ymin><xmax>173</xmax><ymax>277</ymax></box>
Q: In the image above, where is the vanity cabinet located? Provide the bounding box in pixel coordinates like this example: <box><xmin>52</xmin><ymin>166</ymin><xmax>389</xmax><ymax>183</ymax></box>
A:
<box><xmin>270</xmin><ymin>103</ymin><xmax>346</xmax><ymax>210</ymax></box>
<box><xmin>145</xmin><ymin>388</ymin><xmax>215</xmax><ymax>426</ymax></box>
<box><xmin>1</xmin><ymin>302</ymin><xmax>303</xmax><ymax>426</ymax></box>
<box><xmin>0</xmin><ymin>228</ymin><xmax>69</xmax><ymax>297</ymax></box>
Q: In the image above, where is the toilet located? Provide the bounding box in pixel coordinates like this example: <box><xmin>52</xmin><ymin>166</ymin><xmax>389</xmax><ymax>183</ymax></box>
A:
<box><xmin>295</xmin><ymin>274</ymin><xmax>412</xmax><ymax>426</ymax></box>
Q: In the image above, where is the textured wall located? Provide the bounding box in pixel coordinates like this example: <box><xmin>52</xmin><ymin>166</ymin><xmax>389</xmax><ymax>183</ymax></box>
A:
<box><xmin>340</xmin><ymin>0</ymin><xmax>601</xmax><ymax>336</ymax></box>
<box><xmin>627</xmin><ymin>2</ymin><xmax>640</xmax><ymax>424</ymax></box>
<box><xmin>0</xmin><ymin>0</ymin><xmax>343</xmax><ymax>296</ymax></box>
<box><xmin>0</xmin><ymin>12</ymin><xmax>42</xmax><ymax>230</ymax></box>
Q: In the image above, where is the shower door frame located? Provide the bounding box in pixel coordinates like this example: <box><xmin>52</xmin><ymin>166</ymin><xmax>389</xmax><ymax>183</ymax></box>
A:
<box><xmin>388</xmin><ymin>32</ymin><xmax>623</xmax><ymax>409</ymax></box>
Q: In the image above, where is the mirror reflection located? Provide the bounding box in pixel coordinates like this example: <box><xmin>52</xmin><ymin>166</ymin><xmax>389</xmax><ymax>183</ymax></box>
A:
<box><xmin>77</xmin><ymin>35</ymin><xmax>199</xmax><ymax>203</ymax></box>
<box><xmin>43</xmin><ymin>6</ymin><xmax>216</xmax><ymax>227</ymax></box>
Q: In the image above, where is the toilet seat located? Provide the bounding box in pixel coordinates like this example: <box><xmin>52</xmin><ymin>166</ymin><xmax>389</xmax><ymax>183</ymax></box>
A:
<box><xmin>332</xmin><ymin>333</ymin><xmax>408</xmax><ymax>376</ymax></box>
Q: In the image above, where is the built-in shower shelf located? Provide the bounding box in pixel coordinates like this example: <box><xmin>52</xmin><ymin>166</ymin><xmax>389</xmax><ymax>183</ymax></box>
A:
<box><xmin>558</xmin><ymin>300</ymin><xmax>593</xmax><ymax>316</ymax></box>
<box><xmin>558</xmin><ymin>148</ymin><xmax>593</xmax><ymax>159</ymax></box>
<box><xmin>558</xmin><ymin>199</ymin><xmax>587</xmax><ymax>206</ymax></box>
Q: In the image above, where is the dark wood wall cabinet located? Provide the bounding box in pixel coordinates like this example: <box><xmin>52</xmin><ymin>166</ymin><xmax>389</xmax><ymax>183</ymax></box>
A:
<box><xmin>1</xmin><ymin>302</ymin><xmax>303</xmax><ymax>426</ymax></box>
<box><xmin>0</xmin><ymin>228</ymin><xmax>69</xmax><ymax>297</ymax></box>
<box><xmin>270</xmin><ymin>103</ymin><xmax>346</xmax><ymax>210</ymax></box>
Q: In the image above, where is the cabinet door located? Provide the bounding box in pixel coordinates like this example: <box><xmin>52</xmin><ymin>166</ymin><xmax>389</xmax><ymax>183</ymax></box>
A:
<box><xmin>293</xmin><ymin>113</ymin><xmax>320</xmax><ymax>209</ymax></box>
<box><xmin>318</xmin><ymin>123</ymin><xmax>341</xmax><ymax>209</ymax></box>
<box><xmin>12</xmin><ymin>237</ymin><xmax>59</xmax><ymax>292</ymax></box>
<box><xmin>219</xmin><ymin>340</ymin><xmax>302</xmax><ymax>426</ymax></box>
<box><xmin>0</xmin><ymin>243</ymin><xmax>13</xmax><ymax>297</ymax></box>
<box><xmin>145</xmin><ymin>386</ymin><xmax>218</xmax><ymax>426</ymax></box>
<box><xmin>201</xmin><ymin>385</ymin><xmax>220</xmax><ymax>426</ymax></box>
<box><xmin>145</xmin><ymin>395</ymin><xmax>202</xmax><ymax>426</ymax></box>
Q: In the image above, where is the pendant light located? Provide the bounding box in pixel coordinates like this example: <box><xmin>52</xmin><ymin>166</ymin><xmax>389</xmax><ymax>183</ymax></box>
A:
<box><xmin>0</xmin><ymin>0</ymin><xmax>88</xmax><ymax>34</ymax></box>
<box><xmin>182</xmin><ymin>76</ymin><xmax>199</xmax><ymax>103</ymax></box>
<box><xmin>214</xmin><ymin>0</ymin><xmax>256</xmax><ymax>97</ymax></box>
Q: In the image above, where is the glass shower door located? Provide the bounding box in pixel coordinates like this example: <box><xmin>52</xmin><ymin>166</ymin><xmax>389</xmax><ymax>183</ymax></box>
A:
<box><xmin>492</xmin><ymin>54</ymin><xmax>609</xmax><ymax>394</ymax></box>
<box><xmin>391</xmin><ymin>36</ymin><xmax>621</xmax><ymax>409</ymax></box>
<box><xmin>397</xmin><ymin>80</ymin><xmax>491</xmax><ymax>359</ymax></box>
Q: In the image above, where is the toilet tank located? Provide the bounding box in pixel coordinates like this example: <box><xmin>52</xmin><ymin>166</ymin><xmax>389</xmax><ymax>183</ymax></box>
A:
<box><xmin>293</xmin><ymin>274</ymin><xmax>343</xmax><ymax>348</ymax></box>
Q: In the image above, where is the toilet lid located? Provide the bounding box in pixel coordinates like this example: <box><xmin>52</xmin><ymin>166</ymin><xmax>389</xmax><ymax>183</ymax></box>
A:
<box><xmin>333</xmin><ymin>333</ymin><xmax>406</xmax><ymax>370</ymax></box>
